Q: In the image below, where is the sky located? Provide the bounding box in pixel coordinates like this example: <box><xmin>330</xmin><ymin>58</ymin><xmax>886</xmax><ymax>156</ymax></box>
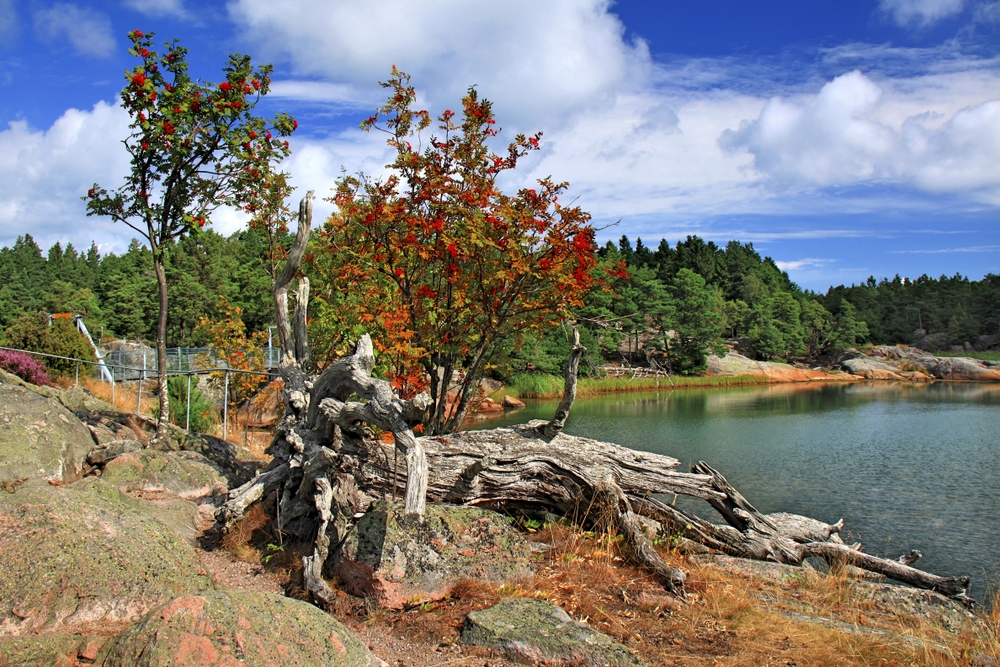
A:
<box><xmin>0</xmin><ymin>0</ymin><xmax>998</xmax><ymax>292</ymax></box>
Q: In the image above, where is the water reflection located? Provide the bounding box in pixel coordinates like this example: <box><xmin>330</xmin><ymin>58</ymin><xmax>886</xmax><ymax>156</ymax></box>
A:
<box><xmin>477</xmin><ymin>382</ymin><xmax>1000</xmax><ymax>599</ymax></box>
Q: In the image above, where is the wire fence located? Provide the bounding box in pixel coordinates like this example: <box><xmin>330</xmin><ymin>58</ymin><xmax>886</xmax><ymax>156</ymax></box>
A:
<box><xmin>0</xmin><ymin>345</ymin><xmax>281</xmax><ymax>441</ymax></box>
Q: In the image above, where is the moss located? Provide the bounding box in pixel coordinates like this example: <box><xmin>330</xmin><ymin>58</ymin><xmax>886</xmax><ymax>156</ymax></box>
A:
<box><xmin>348</xmin><ymin>501</ymin><xmax>531</xmax><ymax>587</ymax></box>
<box><xmin>462</xmin><ymin>597</ymin><xmax>646</xmax><ymax>667</ymax></box>
<box><xmin>0</xmin><ymin>382</ymin><xmax>96</xmax><ymax>484</ymax></box>
<box><xmin>0</xmin><ymin>477</ymin><xmax>211</xmax><ymax>636</ymax></box>
<box><xmin>99</xmin><ymin>590</ymin><xmax>381</xmax><ymax>667</ymax></box>
<box><xmin>0</xmin><ymin>633</ymin><xmax>109</xmax><ymax>667</ymax></box>
<box><xmin>100</xmin><ymin>449</ymin><xmax>227</xmax><ymax>500</ymax></box>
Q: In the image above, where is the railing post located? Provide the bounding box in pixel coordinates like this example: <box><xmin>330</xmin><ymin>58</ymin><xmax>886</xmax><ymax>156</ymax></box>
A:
<box><xmin>75</xmin><ymin>362</ymin><xmax>79</xmax><ymax>386</ymax></box>
<box><xmin>186</xmin><ymin>373</ymin><xmax>192</xmax><ymax>431</ymax></box>
<box><xmin>223</xmin><ymin>370</ymin><xmax>229</xmax><ymax>441</ymax></box>
<box><xmin>111</xmin><ymin>372</ymin><xmax>115</xmax><ymax>408</ymax></box>
<box><xmin>136</xmin><ymin>377</ymin><xmax>142</xmax><ymax>416</ymax></box>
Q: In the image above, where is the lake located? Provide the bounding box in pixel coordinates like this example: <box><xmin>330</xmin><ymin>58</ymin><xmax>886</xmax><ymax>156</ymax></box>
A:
<box><xmin>478</xmin><ymin>381</ymin><xmax>1000</xmax><ymax>600</ymax></box>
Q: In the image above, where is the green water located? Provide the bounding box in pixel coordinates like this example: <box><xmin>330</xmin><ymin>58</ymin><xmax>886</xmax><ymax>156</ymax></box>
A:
<box><xmin>478</xmin><ymin>382</ymin><xmax>1000</xmax><ymax>599</ymax></box>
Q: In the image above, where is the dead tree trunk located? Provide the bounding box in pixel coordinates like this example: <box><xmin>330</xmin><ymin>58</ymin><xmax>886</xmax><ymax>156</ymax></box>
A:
<box><xmin>221</xmin><ymin>192</ymin><xmax>972</xmax><ymax>606</ymax></box>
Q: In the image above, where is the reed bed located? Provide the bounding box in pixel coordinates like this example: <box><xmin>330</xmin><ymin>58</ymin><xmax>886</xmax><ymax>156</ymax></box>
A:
<box><xmin>502</xmin><ymin>371</ymin><xmax>772</xmax><ymax>400</ymax></box>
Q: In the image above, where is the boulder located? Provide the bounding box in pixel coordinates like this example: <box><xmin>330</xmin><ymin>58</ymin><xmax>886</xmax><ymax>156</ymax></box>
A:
<box><xmin>461</xmin><ymin>597</ymin><xmax>645</xmax><ymax>667</ymax></box>
<box><xmin>0</xmin><ymin>379</ymin><xmax>96</xmax><ymax>485</ymax></box>
<box><xmin>841</xmin><ymin>357</ymin><xmax>906</xmax><ymax>380</ymax></box>
<box><xmin>100</xmin><ymin>449</ymin><xmax>228</xmax><ymax>504</ymax></box>
<box><xmin>98</xmin><ymin>590</ymin><xmax>383</xmax><ymax>667</ymax></box>
<box><xmin>57</xmin><ymin>385</ymin><xmax>117</xmax><ymax>413</ymax></box>
<box><xmin>0</xmin><ymin>477</ymin><xmax>211</xmax><ymax>636</ymax></box>
<box><xmin>335</xmin><ymin>502</ymin><xmax>531</xmax><ymax>609</ymax></box>
<box><xmin>501</xmin><ymin>395</ymin><xmax>525</xmax><ymax>409</ymax></box>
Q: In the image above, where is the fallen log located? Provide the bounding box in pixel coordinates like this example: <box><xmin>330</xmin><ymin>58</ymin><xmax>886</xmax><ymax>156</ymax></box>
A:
<box><xmin>219</xmin><ymin>192</ymin><xmax>972</xmax><ymax>608</ymax></box>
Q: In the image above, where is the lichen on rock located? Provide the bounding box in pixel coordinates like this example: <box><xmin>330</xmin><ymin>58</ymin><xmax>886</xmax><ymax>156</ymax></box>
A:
<box><xmin>462</xmin><ymin>597</ymin><xmax>646</xmax><ymax>667</ymax></box>
<box><xmin>98</xmin><ymin>590</ymin><xmax>383</xmax><ymax>667</ymax></box>
<box><xmin>0</xmin><ymin>476</ymin><xmax>211</xmax><ymax>637</ymax></box>
<box><xmin>335</xmin><ymin>501</ymin><xmax>532</xmax><ymax>609</ymax></box>
<box><xmin>0</xmin><ymin>379</ymin><xmax>97</xmax><ymax>485</ymax></box>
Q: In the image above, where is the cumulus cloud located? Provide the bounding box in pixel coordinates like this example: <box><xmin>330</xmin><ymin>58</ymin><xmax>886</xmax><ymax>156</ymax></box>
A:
<box><xmin>121</xmin><ymin>0</ymin><xmax>187</xmax><ymax>18</ymax></box>
<box><xmin>33</xmin><ymin>3</ymin><xmax>115</xmax><ymax>57</ymax></box>
<box><xmin>719</xmin><ymin>69</ymin><xmax>1000</xmax><ymax>202</ymax></box>
<box><xmin>880</xmin><ymin>0</ymin><xmax>964</xmax><ymax>27</ymax></box>
<box><xmin>0</xmin><ymin>102</ymin><xmax>132</xmax><ymax>250</ymax></box>
<box><xmin>228</xmin><ymin>0</ymin><xmax>650</xmax><ymax>124</ymax></box>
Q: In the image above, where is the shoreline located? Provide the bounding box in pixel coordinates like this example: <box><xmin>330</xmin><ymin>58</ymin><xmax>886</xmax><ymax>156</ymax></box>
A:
<box><xmin>491</xmin><ymin>346</ymin><xmax>1000</xmax><ymax>402</ymax></box>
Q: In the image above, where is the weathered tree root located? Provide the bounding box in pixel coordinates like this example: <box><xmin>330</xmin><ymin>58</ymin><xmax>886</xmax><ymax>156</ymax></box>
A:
<box><xmin>219</xmin><ymin>191</ymin><xmax>971</xmax><ymax>608</ymax></box>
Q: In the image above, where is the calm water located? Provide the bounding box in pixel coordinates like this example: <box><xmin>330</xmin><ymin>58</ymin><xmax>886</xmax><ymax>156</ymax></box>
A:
<box><xmin>480</xmin><ymin>382</ymin><xmax>1000</xmax><ymax>599</ymax></box>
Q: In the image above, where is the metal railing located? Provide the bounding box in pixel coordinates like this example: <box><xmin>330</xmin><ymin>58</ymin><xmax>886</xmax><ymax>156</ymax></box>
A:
<box><xmin>0</xmin><ymin>346</ymin><xmax>281</xmax><ymax>440</ymax></box>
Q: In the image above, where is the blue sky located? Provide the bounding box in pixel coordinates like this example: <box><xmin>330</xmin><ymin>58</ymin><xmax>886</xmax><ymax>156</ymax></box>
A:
<box><xmin>1</xmin><ymin>0</ymin><xmax>998</xmax><ymax>292</ymax></box>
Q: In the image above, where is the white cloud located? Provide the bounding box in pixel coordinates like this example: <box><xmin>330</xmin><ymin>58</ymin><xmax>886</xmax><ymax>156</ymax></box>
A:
<box><xmin>719</xmin><ymin>69</ymin><xmax>1000</xmax><ymax>202</ymax></box>
<box><xmin>0</xmin><ymin>0</ymin><xmax>17</xmax><ymax>47</ymax></box>
<box><xmin>773</xmin><ymin>258</ymin><xmax>835</xmax><ymax>271</ymax></box>
<box><xmin>267</xmin><ymin>80</ymin><xmax>378</xmax><ymax>109</ymax></box>
<box><xmin>880</xmin><ymin>0</ymin><xmax>964</xmax><ymax>27</ymax></box>
<box><xmin>228</xmin><ymin>0</ymin><xmax>650</xmax><ymax>124</ymax></box>
<box><xmin>121</xmin><ymin>0</ymin><xmax>187</xmax><ymax>18</ymax></box>
<box><xmin>975</xmin><ymin>2</ymin><xmax>1000</xmax><ymax>23</ymax></box>
<box><xmin>889</xmin><ymin>244</ymin><xmax>1000</xmax><ymax>253</ymax></box>
<box><xmin>0</xmin><ymin>102</ymin><xmax>132</xmax><ymax>251</ymax></box>
<box><xmin>33</xmin><ymin>3</ymin><xmax>115</xmax><ymax>58</ymax></box>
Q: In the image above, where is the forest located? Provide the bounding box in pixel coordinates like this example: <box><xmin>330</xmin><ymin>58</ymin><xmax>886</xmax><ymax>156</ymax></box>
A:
<box><xmin>2</xmin><ymin>228</ymin><xmax>997</xmax><ymax>381</ymax></box>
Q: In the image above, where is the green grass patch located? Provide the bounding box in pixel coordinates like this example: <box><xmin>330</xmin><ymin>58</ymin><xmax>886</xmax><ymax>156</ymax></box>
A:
<box><xmin>934</xmin><ymin>350</ymin><xmax>1000</xmax><ymax>361</ymax></box>
<box><xmin>500</xmin><ymin>371</ymin><xmax>772</xmax><ymax>399</ymax></box>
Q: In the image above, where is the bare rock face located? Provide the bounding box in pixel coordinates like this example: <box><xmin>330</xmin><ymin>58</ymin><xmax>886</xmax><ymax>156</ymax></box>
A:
<box><xmin>870</xmin><ymin>345</ymin><xmax>1000</xmax><ymax>381</ymax></box>
<box><xmin>462</xmin><ymin>597</ymin><xmax>645</xmax><ymax>667</ymax></box>
<box><xmin>0</xmin><ymin>378</ymin><xmax>96</xmax><ymax>485</ymax></box>
<box><xmin>841</xmin><ymin>357</ymin><xmax>907</xmax><ymax>380</ymax></box>
<box><xmin>98</xmin><ymin>590</ymin><xmax>383</xmax><ymax>667</ymax></box>
<box><xmin>0</xmin><ymin>477</ymin><xmax>211</xmax><ymax>637</ymax></box>
<box><xmin>100</xmin><ymin>449</ymin><xmax>228</xmax><ymax>504</ymax></box>
<box><xmin>335</xmin><ymin>502</ymin><xmax>532</xmax><ymax>609</ymax></box>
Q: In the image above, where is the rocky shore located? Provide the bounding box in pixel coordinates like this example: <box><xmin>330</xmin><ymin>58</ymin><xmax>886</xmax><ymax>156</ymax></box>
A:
<box><xmin>707</xmin><ymin>345</ymin><xmax>1000</xmax><ymax>383</ymax></box>
<box><xmin>0</xmin><ymin>367</ymin><xmax>996</xmax><ymax>666</ymax></box>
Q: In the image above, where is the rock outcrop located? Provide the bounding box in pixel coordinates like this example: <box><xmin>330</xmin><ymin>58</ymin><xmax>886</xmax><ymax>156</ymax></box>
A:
<box><xmin>335</xmin><ymin>501</ymin><xmax>532</xmax><ymax>609</ymax></box>
<box><xmin>0</xmin><ymin>378</ymin><xmax>97</xmax><ymax>484</ymax></box>
<box><xmin>99</xmin><ymin>590</ymin><xmax>383</xmax><ymax>667</ymax></box>
<box><xmin>462</xmin><ymin>597</ymin><xmax>645</xmax><ymax>667</ymax></box>
<box><xmin>855</xmin><ymin>346</ymin><xmax>1000</xmax><ymax>381</ymax></box>
<box><xmin>0</xmin><ymin>477</ymin><xmax>212</xmax><ymax>637</ymax></box>
<box><xmin>100</xmin><ymin>449</ymin><xmax>228</xmax><ymax>504</ymax></box>
<box><xmin>707</xmin><ymin>351</ymin><xmax>852</xmax><ymax>382</ymax></box>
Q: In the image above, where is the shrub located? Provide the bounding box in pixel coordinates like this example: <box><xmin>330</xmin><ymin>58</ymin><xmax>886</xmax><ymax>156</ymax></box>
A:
<box><xmin>0</xmin><ymin>349</ymin><xmax>52</xmax><ymax>385</ymax></box>
<box><xmin>165</xmin><ymin>375</ymin><xmax>219</xmax><ymax>433</ymax></box>
<box><xmin>2</xmin><ymin>311</ymin><xmax>96</xmax><ymax>376</ymax></box>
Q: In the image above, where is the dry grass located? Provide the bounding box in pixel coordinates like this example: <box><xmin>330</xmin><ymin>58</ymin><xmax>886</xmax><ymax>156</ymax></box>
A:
<box><xmin>77</xmin><ymin>376</ymin><xmax>159</xmax><ymax>415</ymax></box>
<box><xmin>342</xmin><ymin>519</ymin><xmax>999</xmax><ymax>667</ymax></box>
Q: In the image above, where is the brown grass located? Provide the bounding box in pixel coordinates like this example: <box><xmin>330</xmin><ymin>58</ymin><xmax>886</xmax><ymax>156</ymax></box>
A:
<box><xmin>78</xmin><ymin>376</ymin><xmax>159</xmax><ymax>415</ymax></box>
<box><xmin>336</xmin><ymin>519</ymin><xmax>999</xmax><ymax>667</ymax></box>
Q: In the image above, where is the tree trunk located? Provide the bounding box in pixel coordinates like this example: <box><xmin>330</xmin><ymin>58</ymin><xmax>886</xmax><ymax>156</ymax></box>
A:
<box><xmin>153</xmin><ymin>246</ymin><xmax>170</xmax><ymax>436</ymax></box>
<box><xmin>221</xmin><ymin>197</ymin><xmax>973</xmax><ymax>606</ymax></box>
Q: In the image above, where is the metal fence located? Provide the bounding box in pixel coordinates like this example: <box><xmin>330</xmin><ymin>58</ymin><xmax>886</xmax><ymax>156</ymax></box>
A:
<box><xmin>0</xmin><ymin>345</ymin><xmax>280</xmax><ymax>440</ymax></box>
<box><xmin>101</xmin><ymin>345</ymin><xmax>282</xmax><ymax>381</ymax></box>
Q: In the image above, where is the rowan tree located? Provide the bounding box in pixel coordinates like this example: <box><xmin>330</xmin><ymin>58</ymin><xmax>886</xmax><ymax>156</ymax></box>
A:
<box><xmin>85</xmin><ymin>30</ymin><xmax>296</xmax><ymax>435</ymax></box>
<box><xmin>319</xmin><ymin>68</ymin><xmax>597</xmax><ymax>434</ymax></box>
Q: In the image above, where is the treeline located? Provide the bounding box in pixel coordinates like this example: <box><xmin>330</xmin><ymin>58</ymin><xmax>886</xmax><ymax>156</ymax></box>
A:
<box><xmin>0</xmin><ymin>230</ymin><xmax>283</xmax><ymax>347</ymax></box>
<box><xmin>514</xmin><ymin>236</ymin><xmax>869</xmax><ymax>376</ymax></box>
<box><xmin>2</xmin><ymin>231</ymin><xmax>997</xmax><ymax>377</ymax></box>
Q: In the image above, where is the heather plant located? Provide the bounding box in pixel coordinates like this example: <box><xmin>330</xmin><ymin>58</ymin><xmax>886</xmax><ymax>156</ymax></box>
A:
<box><xmin>0</xmin><ymin>348</ymin><xmax>52</xmax><ymax>385</ymax></box>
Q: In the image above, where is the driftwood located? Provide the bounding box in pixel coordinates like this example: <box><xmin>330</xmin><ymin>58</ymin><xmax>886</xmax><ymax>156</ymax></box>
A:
<box><xmin>220</xmin><ymin>193</ymin><xmax>972</xmax><ymax>607</ymax></box>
